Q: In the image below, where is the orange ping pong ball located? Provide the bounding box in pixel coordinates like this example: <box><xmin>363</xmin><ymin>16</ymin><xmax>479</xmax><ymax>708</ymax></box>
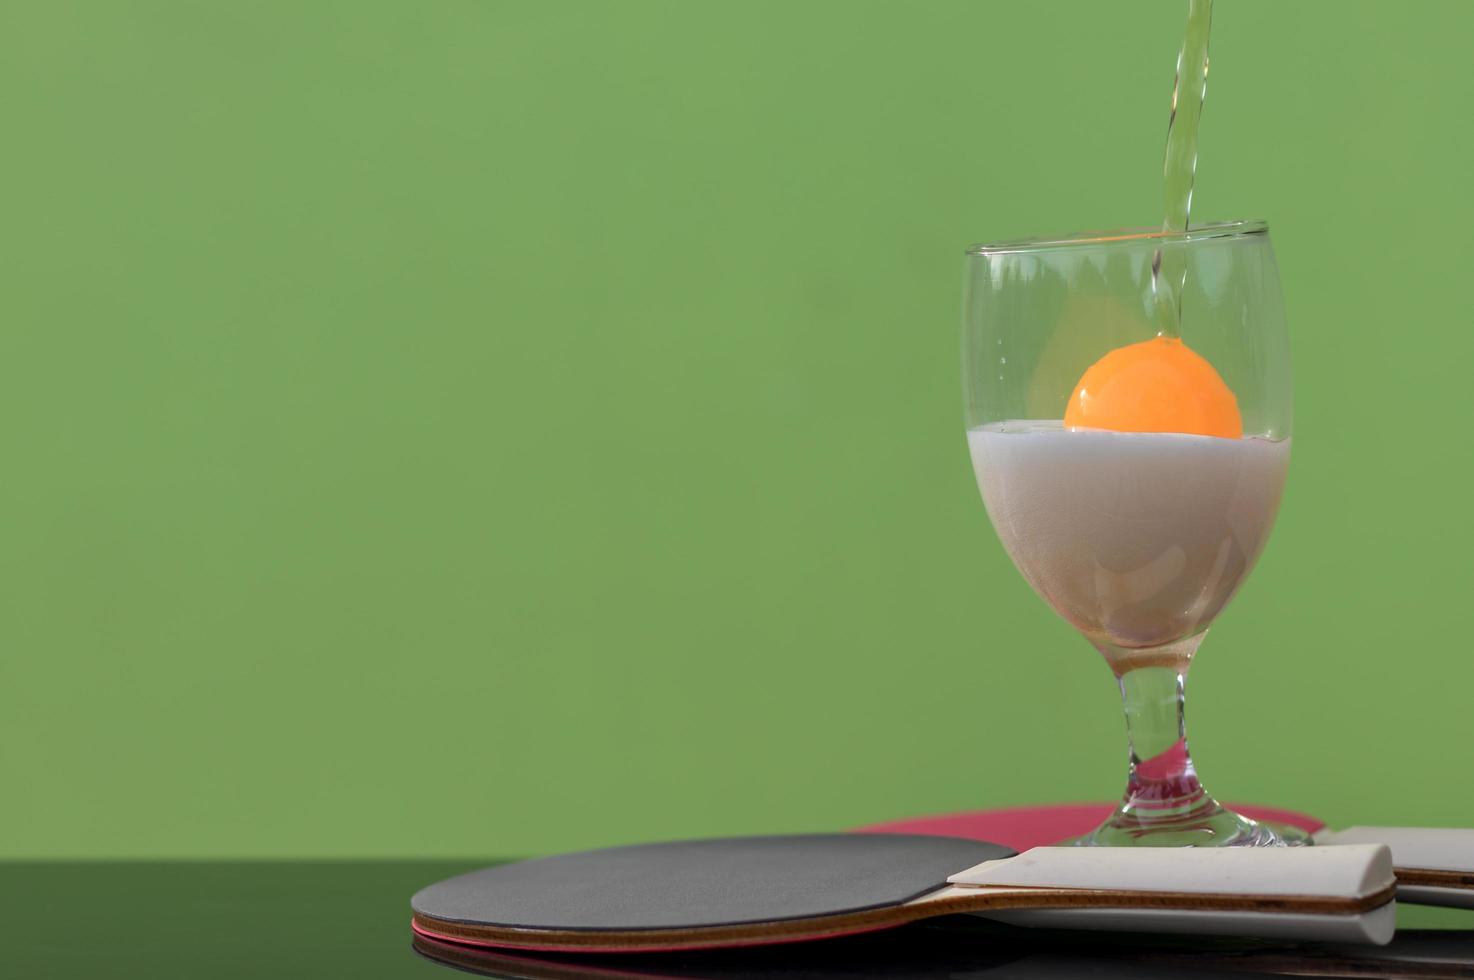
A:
<box><xmin>1063</xmin><ymin>335</ymin><xmax>1243</xmax><ymax>439</ymax></box>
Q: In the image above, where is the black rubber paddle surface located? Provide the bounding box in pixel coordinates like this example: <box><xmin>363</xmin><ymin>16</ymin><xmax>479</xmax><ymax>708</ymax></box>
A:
<box><xmin>412</xmin><ymin>834</ymin><xmax>1015</xmax><ymax>932</ymax></box>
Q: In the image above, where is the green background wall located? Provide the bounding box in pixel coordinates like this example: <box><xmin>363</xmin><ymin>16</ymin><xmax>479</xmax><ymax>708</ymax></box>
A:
<box><xmin>4</xmin><ymin>0</ymin><xmax>1470</xmax><ymax>859</ymax></box>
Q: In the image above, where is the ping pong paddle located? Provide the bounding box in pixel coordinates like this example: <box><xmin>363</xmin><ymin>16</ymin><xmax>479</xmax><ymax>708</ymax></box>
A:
<box><xmin>411</xmin><ymin>921</ymin><xmax>1474</xmax><ymax>980</ymax></box>
<box><xmin>410</xmin><ymin>833</ymin><xmax>1396</xmax><ymax>953</ymax></box>
<box><xmin>859</xmin><ymin>804</ymin><xmax>1474</xmax><ymax>909</ymax></box>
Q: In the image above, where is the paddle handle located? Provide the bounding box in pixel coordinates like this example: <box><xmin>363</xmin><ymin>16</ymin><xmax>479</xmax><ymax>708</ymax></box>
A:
<box><xmin>948</xmin><ymin>843</ymin><xmax>1397</xmax><ymax>945</ymax></box>
<box><xmin>1316</xmin><ymin>827</ymin><xmax>1474</xmax><ymax>909</ymax></box>
<box><xmin>950</xmin><ymin>843</ymin><xmax>1395</xmax><ymax>897</ymax></box>
<box><xmin>1315</xmin><ymin>826</ymin><xmax>1474</xmax><ymax>873</ymax></box>
<box><xmin>976</xmin><ymin>903</ymin><xmax>1395</xmax><ymax>943</ymax></box>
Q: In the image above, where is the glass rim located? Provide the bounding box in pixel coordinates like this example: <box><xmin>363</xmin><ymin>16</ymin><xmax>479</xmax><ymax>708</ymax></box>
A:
<box><xmin>966</xmin><ymin>218</ymin><xmax>1268</xmax><ymax>256</ymax></box>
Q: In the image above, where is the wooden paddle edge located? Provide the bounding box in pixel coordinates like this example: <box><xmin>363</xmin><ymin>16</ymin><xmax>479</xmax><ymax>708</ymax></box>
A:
<box><xmin>410</xmin><ymin>883</ymin><xmax>1397</xmax><ymax>953</ymax></box>
<box><xmin>413</xmin><ymin>934</ymin><xmax>662</xmax><ymax>980</ymax></box>
<box><xmin>1396</xmin><ymin>867</ymin><xmax>1474</xmax><ymax>889</ymax></box>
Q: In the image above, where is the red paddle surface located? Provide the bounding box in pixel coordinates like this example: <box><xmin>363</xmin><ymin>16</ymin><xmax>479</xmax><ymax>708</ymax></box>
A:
<box><xmin>856</xmin><ymin>803</ymin><xmax>1325</xmax><ymax>851</ymax></box>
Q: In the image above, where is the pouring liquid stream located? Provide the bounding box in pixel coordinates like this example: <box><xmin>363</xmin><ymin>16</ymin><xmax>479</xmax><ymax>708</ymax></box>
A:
<box><xmin>1151</xmin><ymin>0</ymin><xmax>1213</xmax><ymax>339</ymax></box>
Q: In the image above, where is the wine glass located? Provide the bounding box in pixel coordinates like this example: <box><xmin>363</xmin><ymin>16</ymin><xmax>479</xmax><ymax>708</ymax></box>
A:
<box><xmin>961</xmin><ymin>220</ymin><xmax>1302</xmax><ymax>846</ymax></box>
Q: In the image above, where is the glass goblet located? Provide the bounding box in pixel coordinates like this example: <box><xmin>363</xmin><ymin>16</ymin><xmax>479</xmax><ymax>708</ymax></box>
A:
<box><xmin>962</xmin><ymin>220</ymin><xmax>1301</xmax><ymax>846</ymax></box>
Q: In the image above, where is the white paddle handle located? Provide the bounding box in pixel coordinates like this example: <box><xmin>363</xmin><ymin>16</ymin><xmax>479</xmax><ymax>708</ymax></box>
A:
<box><xmin>1314</xmin><ymin>826</ymin><xmax>1474</xmax><ymax>872</ymax></box>
<box><xmin>947</xmin><ymin>844</ymin><xmax>1396</xmax><ymax>944</ymax></box>
<box><xmin>1315</xmin><ymin>826</ymin><xmax>1474</xmax><ymax>909</ymax></box>
<box><xmin>976</xmin><ymin>903</ymin><xmax>1395</xmax><ymax>944</ymax></box>
<box><xmin>950</xmin><ymin>843</ymin><xmax>1394</xmax><ymax>897</ymax></box>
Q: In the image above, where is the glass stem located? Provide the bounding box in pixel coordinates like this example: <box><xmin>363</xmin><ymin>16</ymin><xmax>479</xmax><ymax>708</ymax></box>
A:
<box><xmin>1118</xmin><ymin>665</ymin><xmax>1208</xmax><ymax>814</ymax></box>
<box><xmin>1077</xmin><ymin>642</ymin><xmax>1306</xmax><ymax>845</ymax></box>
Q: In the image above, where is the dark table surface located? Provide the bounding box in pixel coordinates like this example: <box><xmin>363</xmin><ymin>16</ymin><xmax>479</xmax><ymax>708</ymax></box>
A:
<box><xmin>5</xmin><ymin>861</ymin><xmax>1474</xmax><ymax>979</ymax></box>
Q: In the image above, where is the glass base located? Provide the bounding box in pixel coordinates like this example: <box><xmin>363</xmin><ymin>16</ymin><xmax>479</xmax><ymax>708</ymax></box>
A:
<box><xmin>1072</xmin><ymin>798</ymin><xmax>1313</xmax><ymax>847</ymax></box>
<box><xmin>1077</xmin><ymin>658</ymin><xmax>1311</xmax><ymax>848</ymax></box>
